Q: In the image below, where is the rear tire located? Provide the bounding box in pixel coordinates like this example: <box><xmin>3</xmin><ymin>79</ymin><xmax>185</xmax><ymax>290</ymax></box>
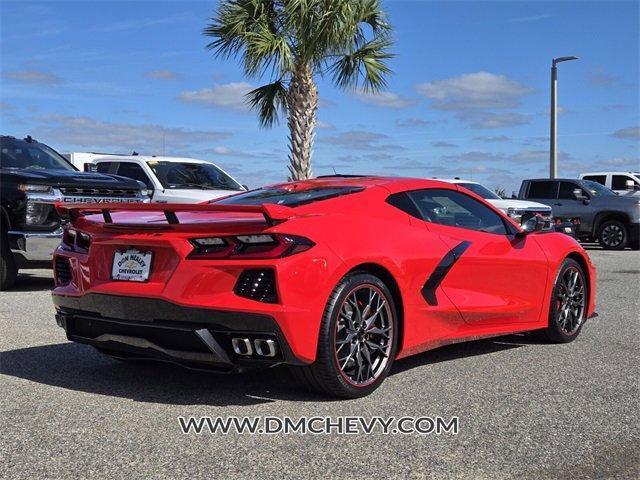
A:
<box><xmin>597</xmin><ymin>220</ymin><xmax>628</xmax><ymax>250</ymax></box>
<box><xmin>1</xmin><ymin>232</ymin><xmax>18</xmax><ymax>291</ymax></box>
<box><xmin>291</xmin><ymin>272</ymin><xmax>398</xmax><ymax>398</ymax></box>
<box><xmin>541</xmin><ymin>258</ymin><xmax>587</xmax><ymax>343</ymax></box>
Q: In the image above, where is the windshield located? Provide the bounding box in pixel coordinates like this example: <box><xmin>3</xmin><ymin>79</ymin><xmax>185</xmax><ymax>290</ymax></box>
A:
<box><xmin>582</xmin><ymin>180</ymin><xmax>616</xmax><ymax>197</ymax></box>
<box><xmin>457</xmin><ymin>182</ymin><xmax>501</xmax><ymax>200</ymax></box>
<box><xmin>147</xmin><ymin>161</ymin><xmax>243</xmax><ymax>190</ymax></box>
<box><xmin>0</xmin><ymin>137</ymin><xmax>75</xmax><ymax>171</ymax></box>
<box><xmin>215</xmin><ymin>186</ymin><xmax>364</xmax><ymax>207</ymax></box>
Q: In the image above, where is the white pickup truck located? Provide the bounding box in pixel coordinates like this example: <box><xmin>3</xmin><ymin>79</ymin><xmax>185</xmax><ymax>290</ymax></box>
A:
<box><xmin>579</xmin><ymin>171</ymin><xmax>640</xmax><ymax>195</ymax></box>
<box><xmin>64</xmin><ymin>153</ymin><xmax>246</xmax><ymax>203</ymax></box>
<box><xmin>438</xmin><ymin>178</ymin><xmax>556</xmax><ymax>231</ymax></box>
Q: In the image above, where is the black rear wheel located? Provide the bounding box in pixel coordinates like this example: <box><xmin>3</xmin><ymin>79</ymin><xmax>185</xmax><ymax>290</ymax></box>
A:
<box><xmin>541</xmin><ymin>258</ymin><xmax>587</xmax><ymax>343</ymax></box>
<box><xmin>291</xmin><ymin>272</ymin><xmax>398</xmax><ymax>398</ymax></box>
<box><xmin>597</xmin><ymin>220</ymin><xmax>628</xmax><ymax>250</ymax></box>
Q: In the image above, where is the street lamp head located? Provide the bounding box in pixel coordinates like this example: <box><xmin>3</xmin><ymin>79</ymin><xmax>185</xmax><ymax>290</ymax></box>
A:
<box><xmin>553</xmin><ymin>56</ymin><xmax>579</xmax><ymax>66</ymax></box>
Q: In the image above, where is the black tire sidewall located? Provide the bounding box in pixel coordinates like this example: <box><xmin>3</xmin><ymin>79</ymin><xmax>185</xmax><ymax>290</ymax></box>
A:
<box><xmin>317</xmin><ymin>273</ymin><xmax>399</xmax><ymax>398</ymax></box>
<box><xmin>546</xmin><ymin>258</ymin><xmax>587</xmax><ymax>343</ymax></box>
<box><xmin>597</xmin><ymin>220</ymin><xmax>628</xmax><ymax>250</ymax></box>
<box><xmin>1</xmin><ymin>231</ymin><xmax>18</xmax><ymax>290</ymax></box>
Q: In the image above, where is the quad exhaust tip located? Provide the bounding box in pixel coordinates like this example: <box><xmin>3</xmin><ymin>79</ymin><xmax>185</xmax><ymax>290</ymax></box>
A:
<box><xmin>231</xmin><ymin>337</ymin><xmax>278</xmax><ymax>358</ymax></box>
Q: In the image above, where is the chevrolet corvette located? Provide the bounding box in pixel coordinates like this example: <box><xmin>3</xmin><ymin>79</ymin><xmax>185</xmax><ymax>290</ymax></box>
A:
<box><xmin>52</xmin><ymin>176</ymin><xmax>596</xmax><ymax>398</ymax></box>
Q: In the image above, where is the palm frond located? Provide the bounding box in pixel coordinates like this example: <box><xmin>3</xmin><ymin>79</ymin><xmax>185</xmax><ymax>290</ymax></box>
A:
<box><xmin>329</xmin><ymin>36</ymin><xmax>393</xmax><ymax>92</ymax></box>
<box><xmin>245</xmin><ymin>80</ymin><xmax>288</xmax><ymax>128</ymax></box>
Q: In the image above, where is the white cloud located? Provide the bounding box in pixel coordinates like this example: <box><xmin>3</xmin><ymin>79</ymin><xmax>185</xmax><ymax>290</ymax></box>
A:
<box><xmin>506</xmin><ymin>14</ymin><xmax>552</xmax><ymax>23</ymax></box>
<box><xmin>603</xmin><ymin>157</ymin><xmax>640</xmax><ymax>167</ymax></box>
<box><xmin>178</xmin><ymin>82</ymin><xmax>253</xmax><ymax>111</ymax></box>
<box><xmin>2</xmin><ymin>70</ymin><xmax>64</xmax><ymax>85</ymax></box>
<box><xmin>319</xmin><ymin>130</ymin><xmax>403</xmax><ymax>151</ymax></box>
<box><xmin>317</xmin><ymin>120</ymin><xmax>336</xmax><ymax>130</ymax></box>
<box><xmin>431</xmin><ymin>141</ymin><xmax>458</xmax><ymax>148</ymax></box>
<box><xmin>205</xmin><ymin>146</ymin><xmax>257</xmax><ymax>158</ymax></box>
<box><xmin>354</xmin><ymin>90</ymin><xmax>416</xmax><ymax>109</ymax></box>
<box><xmin>395</xmin><ymin>118</ymin><xmax>432</xmax><ymax>128</ymax></box>
<box><xmin>612</xmin><ymin>126</ymin><xmax>640</xmax><ymax>139</ymax></box>
<box><xmin>587</xmin><ymin>68</ymin><xmax>620</xmax><ymax>87</ymax></box>
<box><xmin>458</xmin><ymin>111</ymin><xmax>531</xmax><ymax>129</ymax></box>
<box><xmin>146</xmin><ymin>70</ymin><xmax>180</xmax><ymax>81</ymax></box>
<box><xmin>473</xmin><ymin>135</ymin><xmax>510</xmax><ymax>143</ymax></box>
<box><xmin>32</xmin><ymin>114</ymin><xmax>231</xmax><ymax>153</ymax></box>
<box><xmin>416</xmin><ymin>72</ymin><xmax>532</xmax><ymax>110</ymax></box>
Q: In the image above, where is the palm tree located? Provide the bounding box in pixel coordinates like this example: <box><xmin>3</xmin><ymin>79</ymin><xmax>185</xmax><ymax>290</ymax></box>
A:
<box><xmin>204</xmin><ymin>0</ymin><xmax>393</xmax><ymax>180</ymax></box>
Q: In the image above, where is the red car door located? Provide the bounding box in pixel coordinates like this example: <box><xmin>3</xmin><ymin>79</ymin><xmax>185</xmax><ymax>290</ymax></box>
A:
<box><xmin>407</xmin><ymin>188</ymin><xmax>549</xmax><ymax>327</ymax></box>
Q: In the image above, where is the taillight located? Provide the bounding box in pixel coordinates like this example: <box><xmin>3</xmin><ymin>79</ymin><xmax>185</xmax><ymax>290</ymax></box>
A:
<box><xmin>188</xmin><ymin>234</ymin><xmax>314</xmax><ymax>259</ymax></box>
<box><xmin>61</xmin><ymin>227</ymin><xmax>91</xmax><ymax>252</ymax></box>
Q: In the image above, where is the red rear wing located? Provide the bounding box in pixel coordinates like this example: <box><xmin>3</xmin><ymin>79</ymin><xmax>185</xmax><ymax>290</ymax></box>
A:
<box><xmin>55</xmin><ymin>202</ymin><xmax>297</xmax><ymax>228</ymax></box>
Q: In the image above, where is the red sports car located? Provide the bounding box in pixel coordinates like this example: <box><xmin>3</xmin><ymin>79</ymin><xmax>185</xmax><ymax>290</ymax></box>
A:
<box><xmin>52</xmin><ymin>176</ymin><xmax>596</xmax><ymax>398</ymax></box>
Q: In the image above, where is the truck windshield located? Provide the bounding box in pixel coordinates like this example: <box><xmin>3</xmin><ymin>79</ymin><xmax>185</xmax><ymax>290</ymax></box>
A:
<box><xmin>215</xmin><ymin>186</ymin><xmax>364</xmax><ymax>207</ymax></box>
<box><xmin>147</xmin><ymin>161</ymin><xmax>243</xmax><ymax>191</ymax></box>
<box><xmin>457</xmin><ymin>182</ymin><xmax>501</xmax><ymax>200</ymax></box>
<box><xmin>0</xmin><ymin>137</ymin><xmax>75</xmax><ymax>171</ymax></box>
<box><xmin>582</xmin><ymin>180</ymin><xmax>616</xmax><ymax>197</ymax></box>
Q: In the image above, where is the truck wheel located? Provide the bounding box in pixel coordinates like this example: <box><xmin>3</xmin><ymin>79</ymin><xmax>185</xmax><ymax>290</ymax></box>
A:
<box><xmin>1</xmin><ymin>232</ymin><xmax>18</xmax><ymax>290</ymax></box>
<box><xmin>597</xmin><ymin>220</ymin><xmax>628</xmax><ymax>250</ymax></box>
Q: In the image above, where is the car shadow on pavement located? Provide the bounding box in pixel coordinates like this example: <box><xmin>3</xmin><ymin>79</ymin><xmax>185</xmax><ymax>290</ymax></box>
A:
<box><xmin>9</xmin><ymin>273</ymin><xmax>54</xmax><ymax>292</ymax></box>
<box><xmin>390</xmin><ymin>333</ymin><xmax>538</xmax><ymax>375</ymax></box>
<box><xmin>1</xmin><ymin>334</ymin><xmax>543</xmax><ymax>405</ymax></box>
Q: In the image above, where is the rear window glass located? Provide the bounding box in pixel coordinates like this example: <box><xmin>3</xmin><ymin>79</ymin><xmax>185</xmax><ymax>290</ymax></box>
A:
<box><xmin>215</xmin><ymin>186</ymin><xmax>364</xmax><ymax>207</ymax></box>
<box><xmin>527</xmin><ymin>181</ymin><xmax>557</xmax><ymax>199</ymax></box>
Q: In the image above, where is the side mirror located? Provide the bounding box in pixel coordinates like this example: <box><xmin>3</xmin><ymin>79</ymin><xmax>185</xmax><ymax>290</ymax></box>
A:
<box><xmin>573</xmin><ymin>188</ymin><xmax>590</xmax><ymax>204</ymax></box>
<box><xmin>625</xmin><ymin>180</ymin><xmax>636</xmax><ymax>191</ymax></box>
<box><xmin>242</xmin><ymin>184</ymin><xmax>249</xmax><ymax>191</ymax></box>
<box><xmin>518</xmin><ymin>214</ymin><xmax>545</xmax><ymax>236</ymax></box>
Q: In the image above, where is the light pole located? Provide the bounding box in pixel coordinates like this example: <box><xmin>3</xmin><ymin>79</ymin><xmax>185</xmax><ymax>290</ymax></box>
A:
<box><xmin>549</xmin><ymin>56</ymin><xmax>578</xmax><ymax>179</ymax></box>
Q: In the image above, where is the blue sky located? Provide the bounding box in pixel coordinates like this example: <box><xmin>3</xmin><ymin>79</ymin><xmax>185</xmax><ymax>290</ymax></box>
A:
<box><xmin>1</xmin><ymin>0</ymin><xmax>639</xmax><ymax>192</ymax></box>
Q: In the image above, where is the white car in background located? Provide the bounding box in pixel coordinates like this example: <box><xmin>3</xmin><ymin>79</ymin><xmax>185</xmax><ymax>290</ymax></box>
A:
<box><xmin>437</xmin><ymin>178</ymin><xmax>555</xmax><ymax>230</ymax></box>
<box><xmin>579</xmin><ymin>171</ymin><xmax>640</xmax><ymax>195</ymax></box>
<box><xmin>64</xmin><ymin>153</ymin><xmax>246</xmax><ymax>203</ymax></box>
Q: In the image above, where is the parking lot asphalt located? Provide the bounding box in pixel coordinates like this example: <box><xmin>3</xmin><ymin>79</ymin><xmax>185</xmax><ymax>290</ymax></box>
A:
<box><xmin>1</xmin><ymin>248</ymin><xmax>639</xmax><ymax>479</ymax></box>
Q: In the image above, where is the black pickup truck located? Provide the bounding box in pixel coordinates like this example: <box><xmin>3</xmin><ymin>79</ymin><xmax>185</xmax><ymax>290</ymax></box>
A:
<box><xmin>1</xmin><ymin>135</ymin><xmax>149</xmax><ymax>289</ymax></box>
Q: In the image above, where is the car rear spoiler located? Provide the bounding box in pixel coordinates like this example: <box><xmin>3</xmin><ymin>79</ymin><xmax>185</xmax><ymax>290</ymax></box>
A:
<box><xmin>55</xmin><ymin>202</ymin><xmax>297</xmax><ymax>228</ymax></box>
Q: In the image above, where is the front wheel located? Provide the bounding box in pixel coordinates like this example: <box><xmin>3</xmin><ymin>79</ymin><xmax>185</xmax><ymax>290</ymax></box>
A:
<box><xmin>597</xmin><ymin>220</ymin><xmax>628</xmax><ymax>250</ymax></box>
<box><xmin>541</xmin><ymin>258</ymin><xmax>587</xmax><ymax>343</ymax></box>
<box><xmin>291</xmin><ymin>273</ymin><xmax>398</xmax><ymax>398</ymax></box>
<box><xmin>1</xmin><ymin>232</ymin><xmax>18</xmax><ymax>291</ymax></box>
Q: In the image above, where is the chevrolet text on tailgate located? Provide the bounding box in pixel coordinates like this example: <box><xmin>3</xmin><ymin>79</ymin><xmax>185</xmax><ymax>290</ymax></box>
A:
<box><xmin>0</xmin><ymin>135</ymin><xmax>149</xmax><ymax>290</ymax></box>
<box><xmin>52</xmin><ymin>177</ymin><xmax>597</xmax><ymax>398</ymax></box>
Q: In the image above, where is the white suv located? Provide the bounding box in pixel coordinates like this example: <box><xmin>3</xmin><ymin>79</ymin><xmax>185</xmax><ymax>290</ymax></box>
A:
<box><xmin>64</xmin><ymin>153</ymin><xmax>246</xmax><ymax>203</ymax></box>
<box><xmin>437</xmin><ymin>178</ymin><xmax>554</xmax><ymax>230</ymax></box>
<box><xmin>579</xmin><ymin>172</ymin><xmax>640</xmax><ymax>195</ymax></box>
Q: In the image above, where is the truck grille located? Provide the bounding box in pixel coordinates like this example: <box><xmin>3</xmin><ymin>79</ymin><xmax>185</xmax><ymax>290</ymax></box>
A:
<box><xmin>59</xmin><ymin>187</ymin><xmax>139</xmax><ymax>198</ymax></box>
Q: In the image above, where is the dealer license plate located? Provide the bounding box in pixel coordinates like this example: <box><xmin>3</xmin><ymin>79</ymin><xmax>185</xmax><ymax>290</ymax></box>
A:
<box><xmin>111</xmin><ymin>249</ymin><xmax>153</xmax><ymax>282</ymax></box>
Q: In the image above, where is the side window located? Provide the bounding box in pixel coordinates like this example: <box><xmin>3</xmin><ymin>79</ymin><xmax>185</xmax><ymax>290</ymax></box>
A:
<box><xmin>407</xmin><ymin>189</ymin><xmax>508</xmax><ymax>235</ymax></box>
<box><xmin>116</xmin><ymin>162</ymin><xmax>153</xmax><ymax>189</ymax></box>
<box><xmin>583</xmin><ymin>175</ymin><xmax>606</xmax><ymax>185</ymax></box>
<box><xmin>95</xmin><ymin>162</ymin><xmax>117</xmax><ymax>174</ymax></box>
<box><xmin>386</xmin><ymin>192</ymin><xmax>422</xmax><ymax>219</ymax></box>
<box><xmin>612</xmin><ymin>175</ymin><xmax>635</xmax><ymax>190</ymax></box>
<box><xmin>527</xmin><ymin>181</ymin><xmax>557</xmax><ymax>199</ymax></box>
<box><xmin>558</xmin><ymin>181</ymin><xmax>586</xmax><ymax>199</ymax></box>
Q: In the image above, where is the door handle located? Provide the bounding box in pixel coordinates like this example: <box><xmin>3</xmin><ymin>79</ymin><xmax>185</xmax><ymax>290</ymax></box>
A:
<box><xmin>553</xmin><ymin>203</ymin><xmax>562</xmax><ymax>206</ymax></box>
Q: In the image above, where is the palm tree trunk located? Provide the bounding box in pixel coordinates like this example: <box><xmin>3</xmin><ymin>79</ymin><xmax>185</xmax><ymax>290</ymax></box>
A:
<box><xmin>287</xmin><ymin>63</ymin><xmax>317</xmax><ymax>181</ymax></box>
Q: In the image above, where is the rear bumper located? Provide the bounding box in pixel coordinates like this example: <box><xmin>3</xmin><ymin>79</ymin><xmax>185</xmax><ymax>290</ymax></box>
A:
<box><xmin>53</xmin><ymin>293</ymin><xmax>306</xmax><ymax>371</ymax></box>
